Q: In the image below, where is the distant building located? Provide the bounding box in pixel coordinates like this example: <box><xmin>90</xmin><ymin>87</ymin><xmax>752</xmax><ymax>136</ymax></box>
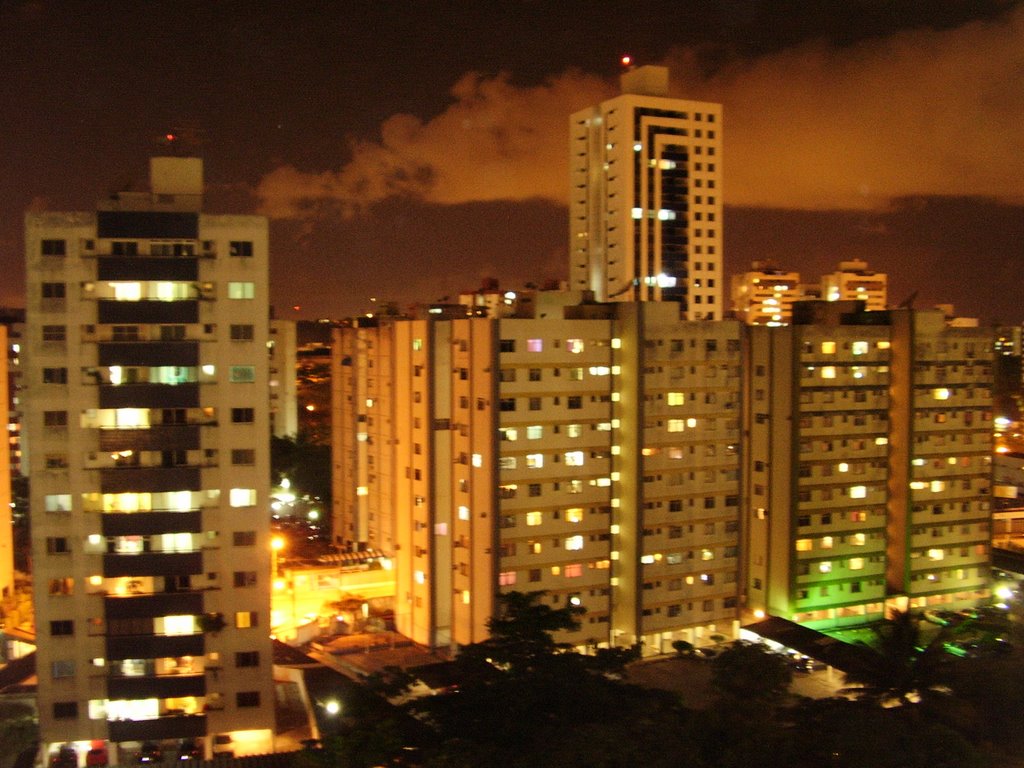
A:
<box><xmin>569</xmin><ymin>65</ymin><xmax>723</xmax><ymax>317</ymax></box>
<box><xmin>25</xmin><ymin>157</ymin><xmax>275</xmax><ymax>763</ymax></box>
<box><xmin>269</xmin><ymin>319</ymin><xmax>298</xmax><ymax>439</ymax></box>
<box><xmin>730</xmin><ymin>261</ymin><xmax>803</xmax><ymax>325</ymax></box>
<box><xmin>821</xmin><ymin>259</ymin><xmax>887</xmax><ymax>310</ymax></box>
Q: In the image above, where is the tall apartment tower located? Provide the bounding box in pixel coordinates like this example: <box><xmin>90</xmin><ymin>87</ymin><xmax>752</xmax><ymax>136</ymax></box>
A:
<box><xmin>569</xmin><ymin>66</ymin><xmax>723</xmax><ymax>318</ymax></box>
<box><xmin>743</xmin><ymin>303</ymin><xmax>993</xmax><ymax>629</ymax></box>
<box><xmin>26</xmin><ymin>158</ymin><xmax>275</xmax><ymax>764</ymax></box>
<box><xmin>333</xmin><ymin>294</ymin><xmax>742</xmax><ymax>653</ymax></box>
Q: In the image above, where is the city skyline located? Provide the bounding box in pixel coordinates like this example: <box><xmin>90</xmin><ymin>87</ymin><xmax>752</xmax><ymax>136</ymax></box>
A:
<box><xmin>2</xmin><ymin>1</ymin><xmax>1022</xmax><ymax>321</ymax></box>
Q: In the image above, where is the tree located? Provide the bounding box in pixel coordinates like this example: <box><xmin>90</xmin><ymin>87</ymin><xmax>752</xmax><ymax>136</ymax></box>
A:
<box><xmin>710</xmin><ymin>641</ymin><xmax>792</xmax><ymax>704</ymax></box>
<box><xmin>843</xmin><ymin>610</ymin><xmax>951</xmax><ymax>707</ymax></box>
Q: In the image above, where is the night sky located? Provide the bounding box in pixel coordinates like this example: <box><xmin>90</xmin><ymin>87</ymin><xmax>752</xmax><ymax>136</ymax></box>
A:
<box><xmin>2</xmin><ymin>1</ymin><xmax>1022</xmax><ymax>322</ymax></box>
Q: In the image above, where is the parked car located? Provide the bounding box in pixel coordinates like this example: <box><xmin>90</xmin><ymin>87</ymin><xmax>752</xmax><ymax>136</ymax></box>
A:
<box><xmin>136</xmin><ymin>743</ymin><xmax>163</xmax><ymax>765</ymax></box>
<box><xmin>49</xmin><ymin>747</ymin><xmax>77</xmax><ymax>768</ymax></box>
<box><xmin>175</xmin><ymin>742</ymin><xmax>201</xmax><ymax>762</ymax></box>
<box><xmin>85</xmin><ymin>747</ymin><xmax>109</xmax><ymax>767</ymax></box>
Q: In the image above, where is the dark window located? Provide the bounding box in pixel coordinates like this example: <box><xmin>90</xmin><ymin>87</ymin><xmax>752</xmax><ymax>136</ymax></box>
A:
<box><xmin>231</xmin><ymin>408</ymin><xmax>255</xmax><ymax>423</ymax></box>
<box><xmin>111</xmin><ymin>241</ymin><xmax>138</xmax><ymax>256</ymax></box>
<box><xmin>233</xmin><ymin>531</ymin><xmax>256</xmax><ymax>546</ymax></box>
<box><xmin>235</xmin><ymin>651</ymin><xmax>260</xmax><ymax>668</ymax></box>
<box><xmin>41</xmin><ymin>239</ymin><xmax>66</xmax><ymax>256</ymax></box>
<box><xmin>567</xmin><ymin>396</ymin><xmax>582</xmax><ymax>409</ymax></box>
<box><xmin>233</xmin><ymin>571</ymin><xmax>257</xmax><ymax>587</ymax></box>
<box><xmin>46</xmin><ymin>537</ymin><xmax>70</xmax><ymax>554</ymax></box>
<box><xmin>236</xmin><ymin>691</ymin><xmax>260</xmax><ymax>708</ymax></box>
<box><xmin>50</xmin><ymin>620</ymin><xmax>74</xmax><ymax>636</ymax></box>
<box><xmin>43</xmin><ymin>368</ymin><xmax>68</xmax><ymax>384</ymax></box>
<box><xmin>499</xmin><ymin>339</ymin><xmax>516</xmax><ymax>353</ymax></box>
<box><xmin>230</xmin><ymin>324</ymin><xmax>254</xmax><ymax>341</ymax></box>
<box><xmin>229</xmin><ymin>241</ymin><xmax>254</xmax><ymax>257</ymax></box>
<box><xmin>498</xmin><ymin>398</ymin><xmax>516</xmax><ymax>412</ymax></box>
<box><xmin>161</xmin><ymin>325</ymin><xmax>187</xmax><ymax>341</ymax></box>
<box><xmin>42</xmin><ymin>282</ymin><xmax>66</xmax><ymax>299</ymax></box>
<box><xmin>53</xmin><ymin>702</ymin><xmax>78</xmax><ymax>719</ymax></box>
<box><xmin>42</xmin><ymin>325</ymin><xmax>66</xmax><ymax>342</ymax></box>
<box><xmin>231</xmin><ymin>449</ymin><xmax>256</xmax><ymax>465</ymax></box>
<box><xmin>44</xmin><ymin>411</ymin><xmax>68</xmax><ymax>427</ymax></box>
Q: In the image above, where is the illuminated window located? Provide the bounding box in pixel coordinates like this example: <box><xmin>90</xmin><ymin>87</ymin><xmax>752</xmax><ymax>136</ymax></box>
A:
<box><xmin>821</xmin><ymin>366</ymin><xmax>836</xmax><ymax>379</ymax></box>
<box><xmin>526</xmin><ymin>453</ymin><xmax>544</xmax><ymax>469</ymax></box>
<box><xmin>933</xmin><ymin>388</ymin><xmax>951</xmax><ymax>400</ymax></box>
<box><xmin>701</xmin><ymin>549</ymin><xmax>714</xmax><ymax>561</ymax></box>
<box><xmin>159</xmin><ymin>615</ymin><xmax>196</xmax><ymax>636</ymax></box>
<box><xmin>526</xmin><ymin>425</ymin><xmax>543</xmax><ymax>440</ymax></box>
<box><xmin>930</xmin><ymin>480</ymin><xmax>946</xmax><ymax>492</ymax></box>
<box><xmin>795</xmin><ymin>539</ymin><xmax>812</xmax><ymax>552</ymax></box>
<box><xmin>819</xmin><ymin>561</ymin><xmax>832</xmax><ymax>574</ymax></box>
<box><xmin>564</xmin><ymin>451</ymin><xmax>585</xmax><ymax>467</ymax></box>
<box><xmin>667</xmin><ymin>419</ymin><xmax>685</xmax><ymax>433</ymax></box>
<box><xmin>928</xmin><ymin>548</ymin><xmax>944</xmax><ymax>561</ymax></box>
<box><xmin>821</xmin><ymin>341</ymin><xmax>836</xmax><ymax>354</ymax></box>
<box><xmin>821</xmin><ymin>536</ymin><xmax>834</xmax><ymax>550</ymax></box>
<box><xmin>229</xmin><ymin>488</ymin><xmax>257</xmax><ymax>507</ymax></box>
<box><xmin>228</xmin><ymin>282</ymin><xmax>255</xmax><ymax>299</ymax></box>
<box><xmin>499</xmin><ymin>571</ymin><xmax>516</xmax><ymax>586</ymax></box>
<box><xmin>526</xmin><ymin>511</ymin><xmax>542</xmax><ymax>526</ymax></box>
<box><xmin>667</xmin><ymin>392</ymin><xmax>685</xmax><ymax>406</ymax></box>
<box><xmin>229</xmin><ymin>365</ymin><xmax>256</xmax><ymax>383</ymax></box>
<box><xmin>566</xmin><ymin>339</ymin><xmax>584</xmax><ymax>354</ymax></box>
<box><xmin>527</xmin><ymin>338</ymin><xmax>543</xmax><ymax>352</ymax></box>
<box><xmin>565</xmin><ymin>535</ymin><xmax>584</xmax><ymax>551</ymax></box>
<box><xmin>564</xmin><ymin>563</ymin><xmax>583</xmax><ymax>578</ymax></box>
<box><xmin>500</xmin><ymin>428</ymin><xmax>518</xmax><ymax>441</ymax></box>
<box><xmin>235</xmin><ymin>611</ymin><xmax>257</xmax><ymax>629</ymax></box>
<box><xmin>566</xmin><ymin>424</ymin><xmax>583</xmax><ymax>438</ymax></box>
<box><xmin>850</xmin><ymin>486</ymin><xmax>867</xmax><ymax>499</ymax></box>
<box><xmin>566</xmin><ymin>508</ymin><xmax>584</xmax><ymax>523</ymax></box>
<box><xmin>848</xmin><ymin>558</ymin><xmax>864</xmax><ymax>570</ymax></box>
<box><xmin>851</xmin><ymin>533</ymin><xmax>866</xmax><ymax>546</ymax></box>
<box><xmin>852</xmin><ymin>341</ymin><xmax>868</xmax><ymax>355</ymax></box>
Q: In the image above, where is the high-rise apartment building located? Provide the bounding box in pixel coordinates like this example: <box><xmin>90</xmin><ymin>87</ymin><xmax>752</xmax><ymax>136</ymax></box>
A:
<box><xmin>333</xmin><ymin>293</ymin><xmax>742</xmax><ymax>653</ymax></box>
<box><xmin>569</xmin><ymin>66</ymin><xmax>723</xmax><ymax>317</ymax></box>
<box><xmin>743</xmin><ymin>303</ymin><xmax>992</xmax><ymax>629</ymax></box>
<box><xmin>26</xmin><ymin>158</ymin><xmax>275</xmax><ymax>764</ymax></box>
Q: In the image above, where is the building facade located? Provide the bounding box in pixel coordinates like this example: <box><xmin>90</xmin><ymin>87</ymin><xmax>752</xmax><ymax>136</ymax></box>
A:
<box><xmin>821</xmin><ymin>259</ymin><xmax>888</xmax><ymax>310</ymax></box>
<box><xmin>333</xmin><ymin>294</ymin><xmax>742</xmax><ymax>653</ymax></box>
<box><xmin>730</xmin><ymin>261</ymin><xmax>803</xmax><ymax>326</ymax></box>
<box><xmin>26</xmin><ymin>158</ymin><xmax>275</xmax><ymax>764</ymax></box>
<box><xmin>569</xmin><ymin>66</ymin><xmax>723</xmax><ymax>318</ymax></box>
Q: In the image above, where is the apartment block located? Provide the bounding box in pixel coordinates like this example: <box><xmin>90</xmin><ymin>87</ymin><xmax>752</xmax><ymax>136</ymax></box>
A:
<box><xmin>332</xmin><ymin>294</ymin><xmax>742</xmax><ymax>653</ymax></box>
<box><xmin>730</xmin><ymin>261</ymin><xmax>803</xmax><ymax>326</ymax></box>
<box><xmin>743</xmin><ymin>303</ymin><xmax>992</xmax><ymax>629</ymax></box>
<box><xmin>25</xmin><ymin>158</ymin><xmax>275</xmax><ymax>764</ymax></box>
<box><xmin>821</xmin><ymin>259</ymin><xmax>887</xmax><ymax>310</ymax></box>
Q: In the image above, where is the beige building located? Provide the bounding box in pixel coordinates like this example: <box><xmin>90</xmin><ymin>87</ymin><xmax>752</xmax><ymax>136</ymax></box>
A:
<box><xmin>821</xmin><ymin>259</ymin><xmax>888</xmax><ymax>310</ymax></box>
<box><xmin>25</xmin><ymin>158</ymin><xmax>275</xmax><ymax>764</ymax></box>
<box><xmin>743</xmin><ymin>303</ymin><xmax>993</xmax><ymax>629</ymax></box>
<box><xmin>730</xmin><ymin>261</ymin><xmax>803</xmax><ymax>326</ymax></box>
<box><xmin>269</xmin><ymin>319</ymin><xmax>298</xmax><ymax>439</ymax></box>
<box><xmin>333</xmin><ymin>293</ymin><xmax>742</xmax><ymax>653</ymax></box>
<box><xmin>569</xmin><ymin>66</ymin><xmax>723</xmax><ymax>317</ymax></box>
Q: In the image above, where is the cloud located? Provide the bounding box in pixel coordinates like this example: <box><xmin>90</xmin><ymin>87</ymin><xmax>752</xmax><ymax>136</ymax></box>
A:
<box><xmin>257</xmin><ymin>6</ymin><xmax>1024</xmax><ymax>218</ymax></box>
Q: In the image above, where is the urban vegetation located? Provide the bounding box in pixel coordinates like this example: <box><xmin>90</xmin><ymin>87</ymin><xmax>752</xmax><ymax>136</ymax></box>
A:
<box><xmin>297</xmin><ymin>593</ymin><xmax>1024</xmax><ymax>768</ymax></box>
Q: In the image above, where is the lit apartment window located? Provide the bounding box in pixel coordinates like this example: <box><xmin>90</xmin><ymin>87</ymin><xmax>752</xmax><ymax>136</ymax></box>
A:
<box><xmin>850</xmin><ymin>486</ymin><xmax>867</xmax><ymax>499</ymax></box>
<box><xmin>228</xmin><ymin>282</ymin><xmax>255</xmax><ymax>299</ymax></box>
<box><xmin>821</xmin><ymin>366</ymin><xmax>836</xmax><ymax>379</ymax></box>
<box><xmin>667</xmin><ymin>392</ymin><xmax>685</xmax><ymax>406</ymax></box>
<box><xmin>564</xmin><ymin>451</ymin><xmax>585</xmax><ymax>467</ymax></box>
<box><xmin>795</xmin><ymin>539</ymin><xmax>812</xmax><ymax>552</ymax></box>
<box><xmin>527</xmin><ymin>339</ymin><xmax>543</xmax><ymax>352</ymax></box>
<box><xmin>526</xmin><ymin>511</ymin><xmax>542</xmax><ymax>526</ymax></box>
<box><xmin>821</xmin><ymin>341</ymin><xmax>836</xmax><ymax>354</ymax></box>
<box><xmin>566</xmin><ymin>339</ymin><xmax>584</xmax><ymax>354</ymax></box>
<box><xmin>526</xmin><ymin>453</ymin><xmax>544</xmax><ymax>469</ymax></box>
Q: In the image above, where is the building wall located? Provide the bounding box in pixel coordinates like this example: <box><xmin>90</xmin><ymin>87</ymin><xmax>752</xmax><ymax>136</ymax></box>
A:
<box><xmin>269</xmin><ymin>320</ymin><xmax>297</xmax><ymax>439</ymax></box>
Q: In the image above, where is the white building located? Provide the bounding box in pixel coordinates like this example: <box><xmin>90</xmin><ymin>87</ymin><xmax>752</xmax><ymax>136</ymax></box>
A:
<box><xmin>569</xmin><ymin>66</ymin><xmax>723</xmax><ymax>318</ymax></box>
<box><xmin>25</xmin><ymin>157</ymin><xmax>275</xmax><ymax>764</ymax></box>
<box><xmin>730</xmin><ymin>261</ymin><xmax>804</xmax><ymax>326</ymax></box>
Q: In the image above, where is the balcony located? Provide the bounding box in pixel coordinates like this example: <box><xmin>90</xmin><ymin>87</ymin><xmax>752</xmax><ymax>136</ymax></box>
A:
<box><xmin>105</xmin><ymin>592</ymin><xmax>204</xmax><ymax>619</ymax></box>
<box><xmin>101</xmin><ymin>510</ymin><xmax>203</xmax><ymax>537</ymax></box>
<box><xmin>108</xmin><ymin>714</ymin><xmax>207</xmax><ymax>742</ymax></box>
<box><xmin>97</xmin><ymin>300</ymin><xmax>199</xmax><ymax>325</ymax></box>
<box><xmin>98</xmin><ymin>342</ymin><xmax>199</xmax><ymax>367</ymax></box>
<box><xmin>99</xmin><ymin>425</ymin><xmax>201</xmax><ymax>453</ymax></box>
<box><xmin>107</xmin><ymin>673</ymin><xmax>206</xmax><ymax>700</ymax></box>
<box><xmin>106</xmin><ymin>632</ymin><xmax>205</xmax><ymax>660</ymax></box>
<box><xmin>97</xmin><ymin>256</ymin><xmax>199</xmax><ymax>281</ymax></box>
<box><xmin>100</xmin><ymin>466</ymin><xmax>201</xmax><ymax>493</ymax></box>
<box><xmin>99</xmin><ymin>382</ymin><xmax>200</xmax><ymax>409</ymax></box>
<box><xmin>103</xmin><ymin>551</ymin><xmax>203</xmax><ymax>578</ymax></box>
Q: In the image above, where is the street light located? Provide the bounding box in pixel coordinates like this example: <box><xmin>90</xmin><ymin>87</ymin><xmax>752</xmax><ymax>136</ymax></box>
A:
<box><xmin>271</xmin><ymin>536</ymin><xmax>285</xmax><ymax>578</ymax></box>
